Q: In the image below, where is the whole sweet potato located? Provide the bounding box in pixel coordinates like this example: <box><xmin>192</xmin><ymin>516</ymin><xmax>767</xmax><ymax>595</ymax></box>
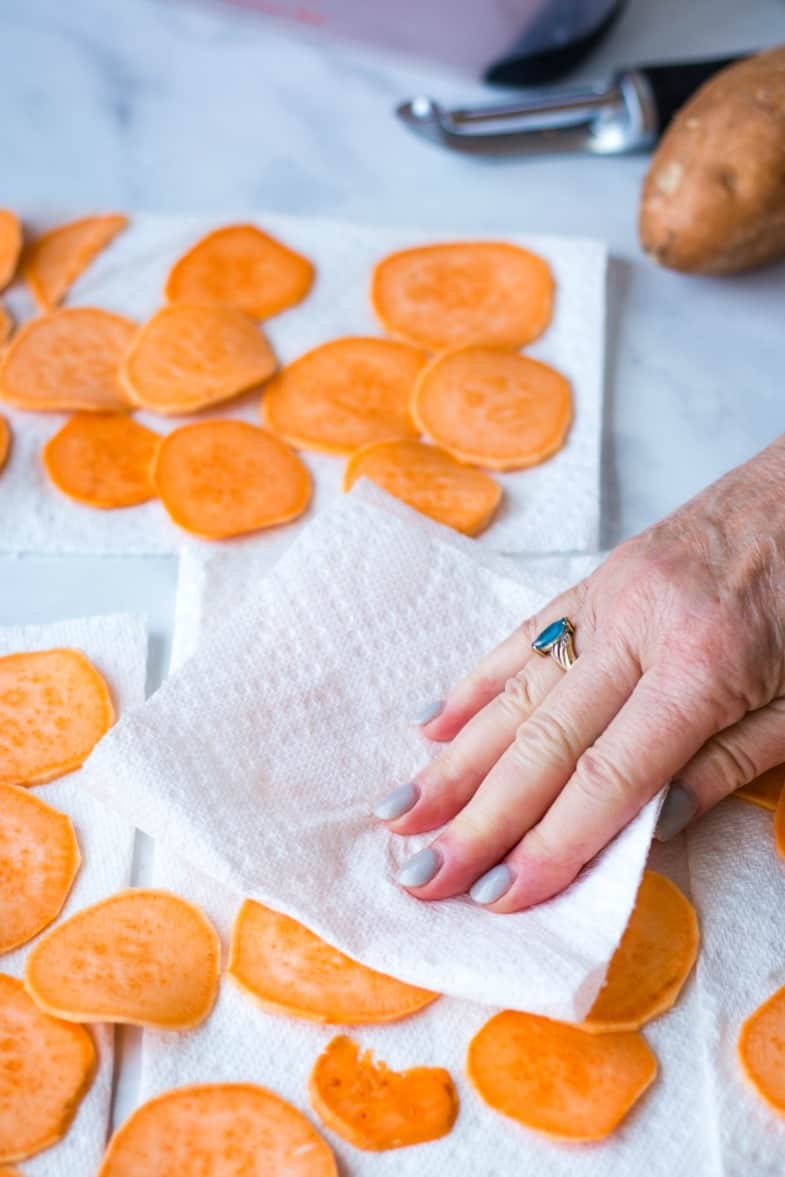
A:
<box><xmin>640</xmin><ymin>46</ymin><xmax>785</xmax><ymax>274</ymax></box>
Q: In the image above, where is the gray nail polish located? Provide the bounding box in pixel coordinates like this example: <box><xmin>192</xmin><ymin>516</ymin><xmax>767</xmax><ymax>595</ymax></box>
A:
<box><xmin>396</xmin><ymin>846</ymin><xmax>441</xmax><ymax>888</ymax></box>
<box><xmin>470</xmin><ymin>864</ymin><xmax>516</xmax><ymax>905</ymax></box>
<box><xmin>373</xmin><ymin>782</ymin><xmax>419</xmax><ymax>821</ymax></box>
<box><xmin>655</xmin><ymin>782</ymin><xmax>698</xmax><ymax>842</ymax></box>
<box><xmin>412</xmin><ymin>698</ymin><xmax>445</xmax><ymax>726</ymax></box>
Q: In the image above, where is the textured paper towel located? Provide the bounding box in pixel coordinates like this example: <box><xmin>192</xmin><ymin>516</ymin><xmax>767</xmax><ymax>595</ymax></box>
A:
<box><xmin>136</xmin><ymin>542</ymin><xmax>708</xmax><ymax>1177</ymax></box>
<box><xmin>84</xmin><ymin>487</ymin><xmax>659</xmax><ymax>1017</ymax></box>
<box><xmin>0</xmin><ymin>210</ymin><xmax>605</xmax><ymax>555</ymax></box>
<box><xmin>0</xmin><ymin>614</ymin><xmax>146</xmax><ymax>1177</ymax></box>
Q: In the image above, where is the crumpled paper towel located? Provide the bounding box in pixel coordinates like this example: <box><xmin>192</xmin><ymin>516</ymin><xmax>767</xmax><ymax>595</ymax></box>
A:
<box><xmin>84</xmin><ymin>485</ymin><xmax>658</xmax><ymax>1018</ymax></box>
<box><xmin>0</xmin><ymin>210</ymin><xmax>605</xmax><ymax>556</ymax></box>
<box><xmin>0</xmin><ymin>614</ymin><xmax>146</xmax><ymax>1177</ymax></box>
<box><xmin>134</xmin><ymin>540</ymin><xmax>708</xmax><ymax>1177</ymax></box>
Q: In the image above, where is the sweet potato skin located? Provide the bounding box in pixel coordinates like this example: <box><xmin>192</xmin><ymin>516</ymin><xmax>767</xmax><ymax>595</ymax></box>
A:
<box><xmin>639</xmin><ymin>46</ymin><xmax>785</xmax><ymax>275</ymax></box>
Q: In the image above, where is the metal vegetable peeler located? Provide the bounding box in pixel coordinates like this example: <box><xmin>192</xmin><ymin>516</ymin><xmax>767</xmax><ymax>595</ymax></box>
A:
<box><xmin>397</xmin><ymin>56</ymin><xmax>740</xmax><ymax>156</ymax></box>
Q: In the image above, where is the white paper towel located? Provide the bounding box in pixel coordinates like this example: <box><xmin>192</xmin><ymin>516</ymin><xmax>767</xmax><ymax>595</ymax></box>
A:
<box><xmin>0</xmin><ymin>210</ymin><xmax>605</xmax><ymax>555</ymax></box>
<box><xmin>84</xmin><ymin>486</ymin><xmax>659</xmax><ymax>1018</ymax></box>
<box><xmin>136</xmin><ymin>542</ymin><xmax>708</xmax><ymax>1177</ymax></box>
<box><xmin>0</xmin><ymin>614</ymin><xmax>146</xmax><ymax>1177</ymax></box>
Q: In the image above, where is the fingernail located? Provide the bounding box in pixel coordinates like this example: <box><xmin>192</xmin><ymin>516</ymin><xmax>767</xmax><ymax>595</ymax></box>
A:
<box><xmin>470</xmin><ymin>864</ymin><xmax>516</xmax><ymax>905</ymax></box>
<box><xmin>412</xmin><ymin>699</ymin><xmax>445</xmax><ymax>726</ymax></box>
<box><xmin>655</xmin><ymin>782</ymin><xmax>698</xmax><ymax>842</ymax></box>
<box><xmin>373</xmin><ymin>782</ymin><xmax>419</xmax><ymax>821</ymax></box>
<box><xmin>396</xmin><ymin>846</ymin><xmax>441</xmax><ymax>888</ymax></box>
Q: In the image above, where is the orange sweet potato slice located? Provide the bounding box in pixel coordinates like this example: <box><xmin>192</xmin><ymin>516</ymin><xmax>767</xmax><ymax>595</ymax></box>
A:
<box><xmin>734</xmin><ymin>764</ymin><xmax>785</xmax><ymax>811</ymax></box>
<box><xmin>165</xmin><ymin>223</ymin><xmax>314</xmax><ymax>320</ymax></box>
<box><xmin>0</xmin><ymin>973</ymin><xmax>95</xmax><ymax>1163</ymax></box>
<box><xmin>97</xmin><ymin>1083</ymin><xmax>337</xmax><ymax>1177</ymax></box>
<box><xmin>228</xmin><ymin>899</ymin><xmax>438</xmax><ymax>1023</ymax></box>
<box><xmin>43</xmin><ymin>413</ymin><xmax>160</xmax><ymax>509</ymax></box>
<box><xmin>467</xmin><ymin>1010</ymin><xmax>657</xmax><ymax>1142</ymax></box>
<box><xmin>23</xmin><ymin>214</ymin><xmax>127</xmax><ymax>310</ymax></box>
<box><xmin>413</xmin><ymin>346</ymin><xmax>572</xmax><ymax>471</ymax></box>
<box><xmin>309</xmin><ymin>1035</ymin><xmax>458</xmax><ymax>1150</ymax></box>
<box><xmin>371</xmin><ymin>241</ymin><xmax>554</xmax><ymax>351</ymax></box>
<box><xmin>261</xmin><ymin>336</ymin><xmax>426</xmax><ymax>455</ymax></box>
<box><xmin>24</xmin><ymin>889</ymin><xmax>220</xmax><ymax>1030</ymax></box>
<box><xmin>0</xmin><ymin>211</ymin><xmax>22</xmax><ymax>292</ymax></box>
<box><xmin>153</xmin><ymin>420</ymin><xmax>311</xmax><ymax>539</ymax></box>
<box><xmin>121</xmin><ymin>304</ymin><xmax>277</xmax><ymax>415</ymax></box>
<box><xmin>738</xmin><ymin>983</ymin><xmax>785</xmax><ymax>1114</ymax></box>
<box><xmin>344</xmin><ymin>438</ymin><xmax>502</xmax><ymax>536</ymax></box>
<box><xmin>0</xmin><ymin>648</ymin><xmax>114</xmax><ymax>787</ymax></box>
<box><xmin>583</xmin><ymin>871</ymin><xmax>699</xmax><ymax>1033</ymax></box>
<box><xmin>0</xmin><ymin>784</ymin><xmax>80</xmax><ymax>954</ymax></box>
<box><xmin>0</xmin><ymin>308</ymin><xmax>136</xmax><ymax>413</ymax></box>
<box><xmin>0</xmin><ymin>415</ymin><xmax>10</xmax><ymax>475</ymax></box>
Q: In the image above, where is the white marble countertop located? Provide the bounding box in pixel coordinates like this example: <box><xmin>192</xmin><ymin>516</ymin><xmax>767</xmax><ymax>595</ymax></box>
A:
<box><xmin>0</xmin><ymin>0</ymin><xmax>783</xmax><ymax>1145</ymax></box>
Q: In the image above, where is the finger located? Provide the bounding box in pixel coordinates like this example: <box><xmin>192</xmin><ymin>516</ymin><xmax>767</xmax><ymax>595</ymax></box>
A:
<box><xmin>384</xmin><ymin>653</ymin><xmax>564</xmax><ymax>834</ymax></box>
<box><xmin>420</xmin><ymin>583</ymin><xmax>587</xmax><ymax>743</ymax></box>
<box><xmin>397</xmin><ymin>641</ymin><xmax>638</xmax><ymax>900</ymax></box>
<box><xmin>659</xmin><ymin>697</ymin><xmax>785</xmax><ymax>837</ymax></box>
<box><xmin>482</xmin><ymin>665</ymin><xmax>744</xmax><ymax>913</ymax></box>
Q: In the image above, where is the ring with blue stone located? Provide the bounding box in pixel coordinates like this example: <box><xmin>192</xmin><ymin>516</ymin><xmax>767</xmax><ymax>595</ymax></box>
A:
<box><xmin>531</xmin><ymin>617</ymin><xmax>577</xmax><ymax>671</ymax></box>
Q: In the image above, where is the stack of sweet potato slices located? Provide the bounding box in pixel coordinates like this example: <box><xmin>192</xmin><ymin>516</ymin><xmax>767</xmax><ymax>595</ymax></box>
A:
<box><xmin>0</xmin><ymin>217</ymin><xmax>576</xmax><ymax>540</ymax></box>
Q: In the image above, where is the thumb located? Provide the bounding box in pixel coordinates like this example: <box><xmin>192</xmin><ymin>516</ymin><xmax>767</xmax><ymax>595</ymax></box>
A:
<box><xmin>656</xmin><ymin>699</ymin><xmax>785</xmax><ymax>841</ymax></box>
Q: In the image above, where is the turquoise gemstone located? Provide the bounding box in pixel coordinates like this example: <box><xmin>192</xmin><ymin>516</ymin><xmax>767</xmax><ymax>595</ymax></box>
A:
<box><xmin>532</xmin><ymin>618</ymin><xmax>568</xmax><ymax>653</ymax></box>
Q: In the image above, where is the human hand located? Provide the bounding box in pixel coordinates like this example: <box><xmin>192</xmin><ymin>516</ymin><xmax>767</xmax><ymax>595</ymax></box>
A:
<box><xmin>374</xmin><ymin>440</ymin><xmax>785</xmax><ymax>912</ymax></box>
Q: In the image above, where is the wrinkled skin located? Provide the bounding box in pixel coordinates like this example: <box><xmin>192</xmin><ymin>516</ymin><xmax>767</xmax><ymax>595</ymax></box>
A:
<box><xmin>383</xmin><ymin>440</ymin><xmax>785</xmax><ymax>912</ymax></box>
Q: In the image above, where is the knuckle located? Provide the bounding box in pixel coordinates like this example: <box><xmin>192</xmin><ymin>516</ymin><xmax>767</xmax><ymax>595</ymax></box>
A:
<box><xmin>499</xmin><ymin>670</ymin><xmax>539</xmax><ymax>719</ymax></box>
<box><xmin>572</xmin><ymin>745</ymin><xmax>631</xmax><ymax>808</ymax></box>
<box><xmin>700</xmin><ymin>735</ymin><xmax>761</xmax><ymax>792</ymax></box>
<box><xmin>513</xmin><ymin>710</ymin><xmax>576</xmax><ymax>767</ymax></box>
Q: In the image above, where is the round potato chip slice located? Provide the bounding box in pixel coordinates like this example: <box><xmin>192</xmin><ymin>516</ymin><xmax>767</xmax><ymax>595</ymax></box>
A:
<box><xmin>165</xmin><ymin>223</ymin><xmax>314</xmax><ymax>319</ymax></box>
<box><xmin>43</xmin><ymin>413</ymin><xmax>160</xmax><ymax>509</ymax></box>
<box><xmin>97</xmin><ymin>1083</ymin><xmax>337</xmax><ymax>1177</ymax></box>
<box><xmin>739</xmin><ymin>983</ymin><xmax>785</xmax><ymax>1115</ymax></box>
<box><xmin>0</xmin><ymin>648</ymin><xmax>114</xmax><ymax>787</ymax></box>
<box><xmin>262</xmin><ymin>336</ymin><xmax>426</xmax><ymax>455</ymax></box>
<box><xmin>24</xmin><ymin>889</ymin><xmax>220</xmax><ymax>1030</ymax></box>
<box><xmin>0</xmin><ymin>211</ymin><xmax>22</xmax><ymax>292</ymax></box>
<box><xmin>0</xmin><ymin>415</ymin><xmax>10</xmax><ymax>474</ymax></box>
<box><xmin>0</xmin><ymin>308</ymin><xmax>135</xmax><ymax>413</ymax></box>
<box><xmin>0</xmin><ymin>974</ymin><xmax>95</xmax><ymax>1163</ymax></box>
<box><xmin>371</xmin><ymin>240</ymin><xmax>554</xmax><ymax>351</ymax></box>
<box><xmin>0</xmin><ymin>784</ymin><xmax>80</xmax><ymax>954</ymax></box>
<box><xmin>413</xmin><ymin>346</ymin><xmax>572</xmax><ymax>470</ymax></box>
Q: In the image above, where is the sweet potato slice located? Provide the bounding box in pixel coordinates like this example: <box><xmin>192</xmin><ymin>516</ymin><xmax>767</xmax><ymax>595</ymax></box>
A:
<box><xmin>371</xmin><ymin>241</ymin><xmax>554</xmax><ymax>351</ymax></box>
<box><xmin>43</xmin><ymin>413</ymin><xmax>160</xmax><ymax>509</ymax></box>
<box><xmin>24</xmin><ymin>889</ymin><xmax>220</xmax><ymax>1030</ymax></box>
<box><xmin>261</xmin><ymin>337</ymin><xmax>425</xmax><ymax>455</ymax></box>
<box><xmin>228</xmin><ymin>899</ymin><xmax>438</xmax><ymax>1023</ymax></box>
<box><xmin>738</xmin><ymin>983</ymin><xmax>785</xmax><ymax>1114</ymax></box>
<box><xmin>344</xmin><ymin>438</ymin><xmax>502</xmax><ymax>535</ymax></box>
<box><xmin>97</xmin><ymin>1083</ymin><xmax>337</xmax><ymax>1177</ymax></box>
<box><xmin>153</xmin><ymin>420</ymin><xmax>310</xmax><ymax>539</ymax></box>
<box><xmin>0</xmin><ymin>973</ymin><xmax>95</xmax><ymax>1163</ymax></box>
<box><xmin>0</xmin><ymin>415</ymin><xmax>10</xmax><ymax>475</ymax></box>
<box><xmin>583</xmin><ymin>871</ymin><xmax>699</xmax><ymax>1033</ymax></box>
<box><xmin>467</xmin><ymin>1010</ymin><xmax>657</xmax><ymax>1142</ymax></box>
<box><xmin>776</xmin><ymin>784</ymin><xmax>785</xmax><ymax>862</ymax></box>
<box><xmin>0</xmin><ymin>211</ymin><xmax>22</xmax><ymax>292</ymax></box>
<box><xmin>734</xmin><ymin>764</ymin><xmax>784</xmax><ymax>811</ymax></box>
<box><xmin>0</xmin><ymin>784</ymin><xmax>80</xmax><ymax>954</ymax></box>
<box><xmin>23</xmin><ymin>214</ymin><xmax>127</xmax><ymax>310</ymax></box>
<box><xmin>165</xmin><ymin>223</ymin><xmax>314</xmax><ymax>320</ymax></box>
<box><xmin>309</xmin><ymin>1035</ymin><xmax>458</xmax><ymax>1150</ymax></box>
<box><xmin>0</xmin><ymin>648</ymin><xmax>114</xmax><ymax>787</ymax></box>
<box><xmin>413</xmin><ymin>347</ymin><xmax>572</xmax><ymax>471</ymax></box>
<box><xmin>121</xmin><ymin>304</ymin><xmax>277</xmax><ymax>415</ymax></box>
<box><xmin>0</xmin><ymin>308</ymin><xmax>135</xmax><ymax>413</ymax></box>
